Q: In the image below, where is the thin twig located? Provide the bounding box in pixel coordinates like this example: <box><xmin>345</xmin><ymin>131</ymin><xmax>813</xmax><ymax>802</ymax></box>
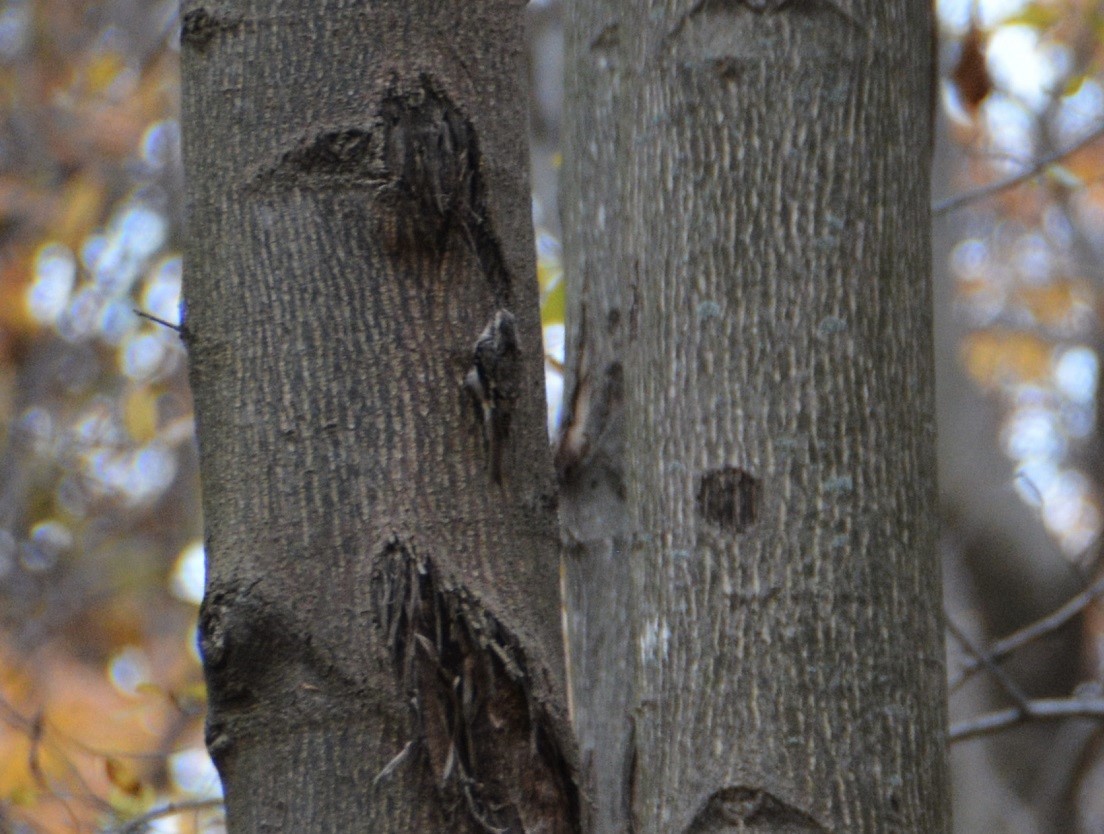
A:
<box><xmin>133</xmin><ymin>308</ymin><xmax>183</xmax><ymax>334</ymax></box>
<box><xmin>105</xmin><ymin>797</ymin><xmax>223</xmax><ymax>833</ymax></box>
<box><xmin>950</xmin><ymin>697</ymin><xmax>1104</xmax><ymax>743</ymax></box>
<box><xmin>948</xmin><ymin>572</ymin><xmax>1104</xmax><ymax>692</ymax></box>
<box><xmin>932</xmin><ymin>121</ymin><xmax>1104</xmax><ymax>217</ymax></box>
<box><xmin>946</xmin><ymin>616</ymin><xmax>1032</xmax><ymax>712</ymax></box>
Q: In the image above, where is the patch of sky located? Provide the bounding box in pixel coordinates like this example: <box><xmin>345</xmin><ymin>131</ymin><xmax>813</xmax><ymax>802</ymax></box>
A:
<box><xmin>27</xmin><ymin>243</ymin><xmax>76</xmax><ymax>324</ymax></box>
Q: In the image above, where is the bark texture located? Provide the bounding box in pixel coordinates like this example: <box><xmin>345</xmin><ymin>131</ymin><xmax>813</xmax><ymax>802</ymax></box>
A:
<box><xmin>180</xmin><ymin>1</ymin><xmax>577</xmax><ymax>831</ymax></box>
<box><xmin>561</xmin><ymin>1</ymin><xmax>950</xmax><ymax>831</ymax></box>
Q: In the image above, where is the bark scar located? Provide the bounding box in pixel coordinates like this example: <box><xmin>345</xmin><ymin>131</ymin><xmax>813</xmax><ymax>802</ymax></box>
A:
<box><xmin>256</xmin><ymin>76</ymin><xmax>515</xmax><ymax>306</ymax></box>
<box><xmin>373</xmin><ymin>543</ymin><xmax>580</xmax><ymax>833</ymax></box>
<box><xmin>684</xmin><ymin>786</ymin><xmax>826</xmax><ymax>832</ymax></box>
<box><xmin>377</xmin><ymin>77</ymin><xmax>513</xmax><ymax>301</ymax></box>
<box><xmin>180</xmin><ymin>7</ymin><xmax>242</xmax><ymax>50</ymax></box>
<box><xmin>697</xmin><ymin>467</ymin><xmax>759</xmax><ymax>533</ymax></box>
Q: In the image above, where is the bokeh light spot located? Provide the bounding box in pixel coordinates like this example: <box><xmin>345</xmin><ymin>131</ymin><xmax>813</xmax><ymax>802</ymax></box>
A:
<box><xmin>108</xmin><ymin>646</ymin><xmax>151</xmax><ymax>697</ymax></box>
<box><xmin>1053</xmin><ymin>346</ymin><xmax>1097</xmax><ymax>404</ymax></box>
<box><xmin>168</xmin><ymin>747</ymin><xmax>222</xmax><ymax>799</ymax></box>
<box><xmin>121</xmin><ymin>331</ymin><xmax>167</xmax><ymax>380</ymax></box>
<box><xmin>171</xmin><ymin>541</ymin><xmax>205</xmax><ymax>605</ymax></box>
<box><xmin>27</xmin><ymin>243</ymin><xmax>76</xmax><ymax>325</ymax></box>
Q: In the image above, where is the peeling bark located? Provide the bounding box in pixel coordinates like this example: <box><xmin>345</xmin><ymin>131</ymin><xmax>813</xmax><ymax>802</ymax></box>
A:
<box><xmin>373</xmin><ymin>543</ymin><xmax>579</xmax><ymax>833</ymax></box>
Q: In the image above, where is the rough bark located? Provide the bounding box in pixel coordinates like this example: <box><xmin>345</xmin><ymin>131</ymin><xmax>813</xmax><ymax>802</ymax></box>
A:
<box><xmin>180</xmin><ymin>1</ymin><xmax>577</xmax><ymax>831</ymax></box>
<box><xmin>561</xmin><ymin>1</ymin><xmax>950</xmax><ymax>832</ymax></box>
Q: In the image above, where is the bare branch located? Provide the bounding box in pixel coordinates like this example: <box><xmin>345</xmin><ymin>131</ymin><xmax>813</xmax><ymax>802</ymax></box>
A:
<box><xmin>133</xmin><ymin>308</ymin><xmax>183</xmax><ymax>334</ymax></box>
<box><xmin>950</xmin><ymin>697</ymin><xmax>1104</xmax><ymax>743</ymax></box>
<box><xmin>948</xmin><ymin>572</ymin><xmax>1104</xmax><ymax>692</ymax></box>
<box><xmin>932</xmin><ymin>121</ymin><xmax>1104</xmax><ymax>217</ymax></box>
<box><xmin>946</xmin><ymin>616</ymin><xmax>1031</xmax><ymax>711</ymax></box>
<box><xmin>105</xmin><ymin>798</ymin><xmax>223</xmax><ymax>834</ymax></box>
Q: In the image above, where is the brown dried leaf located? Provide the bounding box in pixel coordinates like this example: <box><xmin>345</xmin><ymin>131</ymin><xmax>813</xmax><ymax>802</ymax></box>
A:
<box><xmin>952</xmin><ymin>25</ymin><xmax>993</xmax><ymax>114</ymax></box>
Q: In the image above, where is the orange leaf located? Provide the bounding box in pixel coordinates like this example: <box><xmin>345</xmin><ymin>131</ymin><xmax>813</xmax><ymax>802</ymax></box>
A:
<box><xmin>962</xmin><ymin>330</ymin><xmax>1051</xmax><ymax>387</ymax></box>
<box><xmin>1015</xmin><ymin>281</ymin><xmax>1082</xmax><ymax>327</ymax></box>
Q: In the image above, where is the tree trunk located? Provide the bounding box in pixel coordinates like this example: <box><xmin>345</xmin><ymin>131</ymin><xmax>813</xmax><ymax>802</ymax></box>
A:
<box><xmin>561</xmin><ymin>1</ymin><xmax>950</xmax><ymax>831</ymax></box>
<box><xmin>180</xmin><ymin>1</ymin><xmax>577</xmax><ymax>831</ymax></box>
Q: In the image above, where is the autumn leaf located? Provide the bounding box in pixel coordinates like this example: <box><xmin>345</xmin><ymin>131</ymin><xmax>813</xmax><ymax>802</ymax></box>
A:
<box><xmin>105</xmin><ymin>756</ymin><xmax>144</xmax><ymax>797</ymax></box>
<box><xmin>952</xmin><ymin>25</ymin><xmax>993</xmax><ymax>114</ymax></box>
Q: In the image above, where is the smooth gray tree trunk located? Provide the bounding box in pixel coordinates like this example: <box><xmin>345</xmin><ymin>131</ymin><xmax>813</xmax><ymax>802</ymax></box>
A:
<box><xmin>180</xmin><ymin>1</ymin><xmax>577</xmax><ymax>831</ymax></box>
<box><xmin>561</xmin><ymin>1</ymin><xmax>951</xmax><ymax>832</ymax></box>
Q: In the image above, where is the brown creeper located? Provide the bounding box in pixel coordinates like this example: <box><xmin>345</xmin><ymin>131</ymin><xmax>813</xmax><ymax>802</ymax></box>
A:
<box><xmin>465</xmin><ymin>310</ymin><xmax>520</xmax><ymax>483</ymax></box>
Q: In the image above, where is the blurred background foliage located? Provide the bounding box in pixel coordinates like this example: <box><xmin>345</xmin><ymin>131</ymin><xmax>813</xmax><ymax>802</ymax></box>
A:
<box><xmin>0</xmin><ymin>0</ymin><xmax>1102</xmax><ymax>831</ymax></box>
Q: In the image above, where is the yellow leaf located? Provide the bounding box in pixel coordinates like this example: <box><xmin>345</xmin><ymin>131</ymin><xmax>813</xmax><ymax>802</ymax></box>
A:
<box><xmin>169</xmin><ymin>681</ymin><xmax>207</xmax><ymax>715</ymax></box>
<box><xmin>1003</xmin><ymin>6</ymin><xmax>1061</xmax><ymax>29</ymax></box>
<box><xmin>53</xmin><ymin>175</ymin><xmax>106</xmax><ymax>248</ymax></box>
<box><xmin>7</xmin><ymin>783</ymin><xmax>37</xmax><ymax>807</ymax></box>
<box><xmin>962</xmin><ymin>330</ymin><xmax>1051</xmax><ymax>387</ymax></box>
<box><xmin>86</xmin><ymin>51</ymin><xmax>125</xmax><ymax>94</ymax></box>
<box><xmin>1064</xmin><ymin>74</ymin><xmax>1087</xmax><ymax>98</ymax></box>
<box><xmin>541</xmin><ymin>278</ymin><xmax>565</xmax><ymax>327</ymax></box>
<box><xmin>537</xmin><ymin>254</ymin><xmax>561</xmax><ymax>290</ymax></box>
<box><xmin>105</xmin><ymin>757</ymin><xmax>143</xmax><ymax>797</ymax></box>
<box><xmin>1016</xmin><ymin>281</ymin><xmax>1080</xmax><ymax>327</ymax></box>
<box><xmin>123</xmin><ymin>388</ymin><xmax>159</xmax><ymax>443</ymax></box>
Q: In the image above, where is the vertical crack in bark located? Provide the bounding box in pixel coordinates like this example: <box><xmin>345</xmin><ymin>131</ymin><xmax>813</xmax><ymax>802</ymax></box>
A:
<box><xmin>373</xmin><ymin>542</ymin><xmax>580</xmax><ymax>833</ymax></box>
<box><xmin>556</xmin><ymin>351</ymin><xmax>628</xmax><ymax>543</ymax></box>
<box><xmin>623</xmin><ymin>714</ymin><xmax>638</xmax><ymax>834</ymax></box>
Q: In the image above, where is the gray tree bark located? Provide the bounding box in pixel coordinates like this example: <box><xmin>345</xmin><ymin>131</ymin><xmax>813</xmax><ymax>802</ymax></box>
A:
<box><xmin>560</xmin><ymin>1</ymin><xmax>950</xmax><ymax>832</ymax></box>
<box><xmin>180</xmin><ymin>1</ymin><xmax>577</xmax><ymax>831</ymax></box>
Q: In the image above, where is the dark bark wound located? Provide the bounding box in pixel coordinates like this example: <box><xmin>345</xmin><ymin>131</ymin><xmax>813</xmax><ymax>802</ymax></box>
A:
<box><xmin>283</xmin><ymin>128</ymin><xmax>383</xmax><ymax>179</ymax></box>
<box><xmin>684</xmin><ymin>786</ymin><xmax>826</xmax><ymax>833</ymax></box>
<box><xmin>373</xmin><ymin>542</ymin><xmax>580</xmax><ymax>834</ymax></box>
<box><xmin>258</xmin><ymin>77</ymin><xmax>513</xmax><ymax>302</ymax></box>
<box><xmin>377</xmin><ymin>79</ymin><xmax>512</xmax><ymax>301</ymax></box>
<box><xmin>180</xmin><ymin>8</ymin><xmax>240</xmax><ymax>51</ymax></box>
<box><xmin>697</xmin><ymin>467</ymin><xmax>759</xmax><ymax>533</ymax></box>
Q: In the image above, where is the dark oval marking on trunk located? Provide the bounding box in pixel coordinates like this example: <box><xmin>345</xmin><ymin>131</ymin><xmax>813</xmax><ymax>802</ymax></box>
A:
<box><xmin>697</xmin><ymin>467</ymin><xmax>759</xmax><ymax>532</ymax></box>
